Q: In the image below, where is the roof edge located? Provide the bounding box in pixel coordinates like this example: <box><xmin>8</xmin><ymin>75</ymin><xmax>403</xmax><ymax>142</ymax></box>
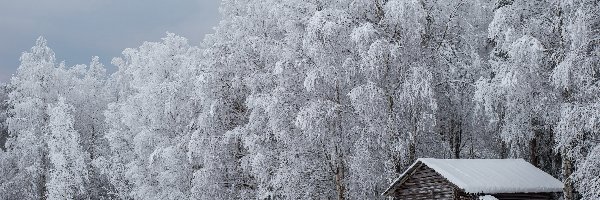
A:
<box><xmin>381</xmin><ymin>160</ymin><xmax>423</xmax><ymax>196</ymax></box>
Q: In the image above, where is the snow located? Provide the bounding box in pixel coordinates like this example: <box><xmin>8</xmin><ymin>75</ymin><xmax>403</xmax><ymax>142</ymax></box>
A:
<box><xmin>479</xmin><ymin>195</ymin><xmax>498</xmax><ymax>200</ymax></box>
<box><xmin>417</xmin><ymin>158</ymin><xmax>564</xmax><ymax>194</ymax></box>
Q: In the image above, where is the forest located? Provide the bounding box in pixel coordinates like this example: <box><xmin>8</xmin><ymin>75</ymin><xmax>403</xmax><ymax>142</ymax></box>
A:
<box><xmin>0</xmin><ymin>0</ymin><xmax>598</xmax><ymax>199</ymax></box>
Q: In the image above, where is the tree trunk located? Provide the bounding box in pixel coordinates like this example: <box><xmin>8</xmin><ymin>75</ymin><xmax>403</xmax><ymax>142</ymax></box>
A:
<box><xmin>90</xmin><ymin>126</ymin><xmax>96</xmax><ymax>160</ymax></box>
<box><xmin>40</xmin><ymin>150</ymin><xmax>48</xmax><ymax>200</ymax></box>
<box><xmin>500</xmin><ymin>141</ymin><xmax>508</xmax><ymax>159</ymax></box>
<box><xmin>451</xmin><ymin>120</ymin><xmax>462</xmax><ymax>159</ymax></box>
<box><xmin>529</xmin><ymin>137</ymin><xmax>538</xmax><ymax>167</ymax></box>
<box><xmin>408</xmin><ymin>139</ymin><xmax>416</xmax><ymax>164</ymax></box>
<box><xmin>562</xmin><ymin>150</ymin><xmax>574</xmax><ymax>200</ymax></box>
<box><xmin>40</xmin><ymin>116</ymin><xmax>49</xmax><ymax>200</ymax></box>
<box><xmin>335</xmin><ymin>163</ymin><xmax>346</xmax><ymax>200</ymax></box>
<box><xmin>333</xmin><ymin>84</ymin><xmax>346</xmax><ymax>200</ymax></box>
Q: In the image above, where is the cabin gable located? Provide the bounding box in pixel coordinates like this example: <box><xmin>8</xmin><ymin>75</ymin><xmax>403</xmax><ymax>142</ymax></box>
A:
<box><xmin>387</xmin><ymin>163</ymin><xmax>458</xmax><ymax>200</ymax></box>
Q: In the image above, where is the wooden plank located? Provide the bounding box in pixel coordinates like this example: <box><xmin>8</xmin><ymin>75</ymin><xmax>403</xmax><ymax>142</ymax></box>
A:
<box><xmin>389</xmin><ymin>164</ymin><xmax>458</xmax><ymax>199</ymax></box>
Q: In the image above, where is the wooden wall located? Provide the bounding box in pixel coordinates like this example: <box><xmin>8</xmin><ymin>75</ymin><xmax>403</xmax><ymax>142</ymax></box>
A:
<box><xmin>389</xmin><ymin>164</ymin><xmax>455</xmax><ymax>200</ymax></box>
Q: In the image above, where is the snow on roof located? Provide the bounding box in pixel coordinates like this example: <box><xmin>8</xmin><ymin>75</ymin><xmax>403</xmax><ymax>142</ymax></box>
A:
<box><xmin>384</xmin><ymin>158</ymin><xmax>564</xmax><ymax>195</ymax></box>
<box><xmin>479</xmin><ymin>195</ymin><xmax>498</xmax><ymax>200</ymax></box>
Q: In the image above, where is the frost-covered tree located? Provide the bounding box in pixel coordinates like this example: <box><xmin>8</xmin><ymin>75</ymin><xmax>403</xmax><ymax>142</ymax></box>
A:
<box><xmin>571</xmin><ymin>145</ymin><xmax>600</xmax><ymax>199</ymax></box>
<box><xmin>1</xmin><ymin>37</ymin><xmax>61</xmax><ymax>199</ymax></box>
<box><xmin>475</xmin><ymin>34</ymin><xmax>560</xmax><ymax>162</ymax></box>
<box><xmin>233</xmin><ymin>1</ymin><xmax>317</xmax><ymax>198</ymax></box>
<box><xmin>347</xmin><ymin>82</ymin><xmax>392</xmax><ymax>199</ymax></box>
<box><xmin>473</xmin><ymin>1</ymin><xmax>566</xmax><ymax>187</ymax></box>
<box><xmin>46</xmin><ymin>98</ymin><xmax>89</xmax><ymax>200</ymax></box>
<box><xmin>101</xmin><ymin>33</ymin><xmax>200</xmax><ymax>199</ymax></box>
<box><xmin>344</xmin><ymin>1</ymin><xmax>442</xmax><ymax>198</ymax></box>
<box><xmin>398</xmin><ymin>66</ymin><xmax>439</xmax><ymax>163</ymax></box>
<box><xmin>62</xmin><ymin>57</ymin><xmax>113</xmax><ymax>198</ymax></box>
<box><xmin>298</xmin><ymin>6</ymin><xmax>358</xmax><ymax>199</ymax></box>
<box><xmin>65</xmin><ymin>56</ymin><xmax>108</xmax><ymax>159</ymax></box>
<box><xmin>476</xmin><ymin>0</ymin><xmax>563</xmax><ymax>165</ymax></box>
<box><xmin>0</xmin><ymin>84</ymin><xmax>11</xmax><ymax>199</ymax></box>
<box><xmin>187</xmin><ymin>1</ymin><xmax>256</xmax><ymax>198</ymax></box>
<box><xmin>552</xmin><ymin>0</ymin><xmax>600</xmax><ymax>199</ymax></box>
<box><xmin>0</xmin><ymin>84</ymin><xmax>8</xmax><ymax>151</ymax></box>
<box><xmin>418</xmin><ymin>0</ymin><xmax>495</xmax><ymax>159</ymax></box>
<box><xmin>0</xmin><ymin>37</ymin><xmax>111</xmax><ymax>199</ymax></box>
<box><xmin>554</xmin><ymin>104</ymin><xmax>600</xmax><ymax>200</ymax></box>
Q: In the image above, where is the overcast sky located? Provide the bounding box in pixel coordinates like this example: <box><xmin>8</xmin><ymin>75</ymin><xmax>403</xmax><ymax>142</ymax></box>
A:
<box><xmin>0</xmin><ymin>0</ymin><xmax>221</xmax><ymax>83</ymax></box>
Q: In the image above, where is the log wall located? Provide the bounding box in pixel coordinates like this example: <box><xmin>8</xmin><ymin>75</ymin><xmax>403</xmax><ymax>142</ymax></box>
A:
<box><xmin>389</xmin><ymin>164</ymin><xmax>455</xmax><ymax>200</ymax></box>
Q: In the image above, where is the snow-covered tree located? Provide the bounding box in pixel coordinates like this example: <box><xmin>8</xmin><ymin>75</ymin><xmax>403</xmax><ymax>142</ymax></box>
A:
<box><xmin>62</xmin><ymin>57</ymin><xmax>113</xmax><ymax>198</ymax></box>
<box><xmin>475</xmin><ymin>35</ymin><xmax>550</xmax><ymax>157</ymax></box>
<box><xmin>399</xmin><ymin>66</ymin><xmax>439</xmax><ymax>163</ymax></box>
<box><xmin>476</xmin><ymin>0</ymin><xmax>562</xmax><ymax>165</ymax></box>
<box><xmin>0</xmin><ymin>37</ymin><xmax>112</xmax><ymax>199</ymax></box>
<box><xmin>65</xmin><ymin>56</ymin><xmax>108</xmax><ymax>159</ymax></box>
<box><xmin>2</xmin><ymin>37</ymin><xmax>61</xmax><ymax>199</ymax></box>
<box><xmin>102</xmin><ymin>33</ymin><xmax>200</xmax><ymax>199</ymax></box>
<box><xmin>418</xmin><ymin>0</ymin><xmax>494</xmax><ymax>159</ymax></box>
<box><xmin>0</xmin><ymin>84</ymin><xmax>8</xmax><ymax>151</ymax></box>
<box><xmin>475</xmin><ymin>0</ymin><xmax>565</xmax><ymax>180</ymax></box>
<box><xmin>187</xmin><ymin>1</ymin><xmax>256</xmax><ymax>198</ymax></box>
<box><xmin>347</xmin><ymin>82</ymin><xmax>391</xmax><ymax>199</ymax></box>
<box><xmin>46</xmin><ymin>97</ymin><xmax>89</xmax><ymax>200</ymax></box>
<box><xmin>552</xmin><ymin>0</ymin><xmax>600</xmax><ymax>199</ymax></box>
<box><xmin>298</xmin><ymin>5</ymin><xmax>359</xmax><ymax>199</ymax></box>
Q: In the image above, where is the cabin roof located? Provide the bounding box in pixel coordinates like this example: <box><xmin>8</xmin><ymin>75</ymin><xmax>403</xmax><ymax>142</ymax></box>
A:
<box><xmin>383</xmin><ymin>158</ymin><xmax>564</xmax><ymax>196</ymax></box>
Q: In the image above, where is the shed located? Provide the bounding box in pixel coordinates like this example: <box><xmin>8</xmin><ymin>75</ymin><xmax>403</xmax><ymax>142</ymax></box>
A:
<box><xmin>382</xmin><ymin>158</ymin><xmax>564</xmax><ymax>200</ymax></box>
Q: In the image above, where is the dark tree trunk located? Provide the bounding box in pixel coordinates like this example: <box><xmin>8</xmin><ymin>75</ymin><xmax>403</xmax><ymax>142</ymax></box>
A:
<box><xmin>40</xmin><ymin>150</ymin><xmax>48</xmax><ymax>200</ymax></box>
<box><xmin>562</xmin><ymin>150</ymin><xmax>574</xmax><ymax>200</ymax></box>
<box><xmin>529</xmin><ymin>137</ymin><xmax>539</xmax><ymax>167</ymax></box>
<box><xmin>335</xmin><ymin>163</ymin><xmax>346</xmax><ymax>200</ymax></box>
<box><xmin>451</xmin><ymin>120</ymin><xmax>462</xmax><ymax>159</ymax></box>
<box><xmin>500</xmin><ymin>141</ymin><xmax>508</xmax><ymax>159</ymax></box>
<box><xmin>409</xmin><ymin>140</ymin><xmax>416</xmax><ymax>164</ymax></box>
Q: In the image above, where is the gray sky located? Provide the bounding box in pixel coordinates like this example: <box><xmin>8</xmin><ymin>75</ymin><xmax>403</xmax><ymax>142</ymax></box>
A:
<box><xmin>0</xmin><ymin>0</ymin><xmax>221</xmax><ymax>83</ymax></box>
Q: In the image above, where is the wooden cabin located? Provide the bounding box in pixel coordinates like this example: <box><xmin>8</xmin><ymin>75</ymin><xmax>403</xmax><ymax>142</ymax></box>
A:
<box><xmin>382</xmin><ymin>158</ymin><xmax>564</xmax><ymax>200</ymax></box>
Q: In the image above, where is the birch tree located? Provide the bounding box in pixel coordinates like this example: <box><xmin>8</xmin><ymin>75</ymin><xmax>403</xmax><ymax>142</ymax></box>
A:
<box><xmin>2</xmin><ymin>37</ymin><xmax>61</xmax><ymax>199</ymax></box>
<box><xmin>102</xmin><ymin>33</ymin><xmax>200</xmax><ymax>199</ymax></box>
<box><xmin>552</xmin><ymin>0</ymin><xmax>600</xmax><ymax>199</ymax></box>
<box><xmin>46</xmin><ymin>98</ymin><xmax>89</xmax><ymax>200</ymax></box>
